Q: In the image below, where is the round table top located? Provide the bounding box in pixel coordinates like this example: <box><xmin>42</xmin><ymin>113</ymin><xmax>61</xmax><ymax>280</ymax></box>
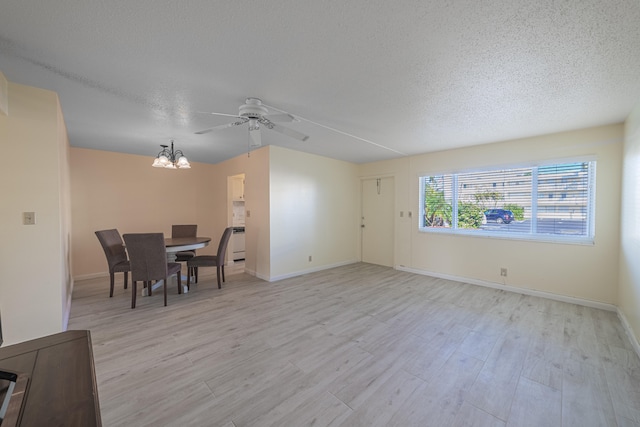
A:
<box><xmin>164</xmin><ymin>236</ymin><xmax>211</xmax><ymax>249</ymax></box>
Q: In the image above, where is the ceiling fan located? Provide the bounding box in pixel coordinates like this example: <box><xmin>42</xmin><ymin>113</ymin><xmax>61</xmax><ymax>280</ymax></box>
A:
<box><xmin>195</xmin><ymin>98</ymin><xmax>309</xmax><ymax>148</ymax></box>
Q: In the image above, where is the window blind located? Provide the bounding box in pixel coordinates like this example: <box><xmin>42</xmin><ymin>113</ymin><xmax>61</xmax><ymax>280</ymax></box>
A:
<box><xmin>420</xmin><ymin>161</ymin><xmax>595</xmax><ymax>242</ymax></box>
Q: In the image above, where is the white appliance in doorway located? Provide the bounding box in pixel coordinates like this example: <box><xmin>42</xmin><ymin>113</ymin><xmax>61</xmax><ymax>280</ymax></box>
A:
<box><xmin>228</xmin><ymin>173</ymin><xmax>246</xmax><ymax>262</ymax></box>
<box><xmin>231</xmin><ymin>227</ymin><xmax>245</xmax><ymax>261</ymax></box>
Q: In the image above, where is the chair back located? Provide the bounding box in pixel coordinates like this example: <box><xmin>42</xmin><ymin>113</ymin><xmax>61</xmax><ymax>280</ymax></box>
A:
<box><xmin>217</xmin><ymin>227</ymin><xmax>234</xmax><ymax>264</ymax></box>
<box><xmin>95</xmin><ymin>229</ymin><xmax>128</xmax><ymax>269</ymax></box>
<box><xmin>172</xmin><ymin>224</ymin><xmax>197</xmax><ymax>238</ymax></box>
<box><xmin>122</xmin><ymin>233</ymin><xmax>169</xmax><ymax>282</ymax></box>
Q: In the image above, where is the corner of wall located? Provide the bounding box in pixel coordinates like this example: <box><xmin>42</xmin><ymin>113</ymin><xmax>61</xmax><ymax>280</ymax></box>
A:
<box><xmin>619</xmin><ymin>100</ymin><xmax>640</xmax><ymax>353</ymax></box>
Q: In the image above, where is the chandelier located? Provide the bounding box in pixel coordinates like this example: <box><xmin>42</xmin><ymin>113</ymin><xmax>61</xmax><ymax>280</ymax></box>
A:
<box><xmin>151</xmin><ymin>140</ymin><xmax>191</xmax><ymax>169</ymax></box>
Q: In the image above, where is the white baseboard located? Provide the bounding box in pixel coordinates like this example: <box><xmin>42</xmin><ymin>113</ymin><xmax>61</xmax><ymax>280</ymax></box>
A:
<box><xmin>63</xmin><ymin>286</ymin><xmax>73</xmax><ymax>331</ymax></box>
<box><xmin>617</xmin><ymin>309</ymin><xmax>640</xmax><ymax>359</ymax></box>
<box><xmin>267</xmin><ymin>259</ymin><xmax>360</xmax><ymax>282</ymax></box>
<box><xmin>74</xmin><ymin>272</ymin><xmax>109</xmax><ymax>281</ymax></box>
<box><xmin>399</xmin><ymin>266</ymin><xmax>640</xmax><ymax>360</ymax></box>
<box><xmin>396</xmin><ymin>265</ymin><xmax>618</xmax><ymax>312</ymax></box>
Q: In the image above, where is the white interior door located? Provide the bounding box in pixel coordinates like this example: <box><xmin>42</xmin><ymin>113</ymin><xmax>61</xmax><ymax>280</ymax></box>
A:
<box><xmin>361</xmin><ymin>177</ymin><xmax>395</xmax><ymax>267</ymax></box>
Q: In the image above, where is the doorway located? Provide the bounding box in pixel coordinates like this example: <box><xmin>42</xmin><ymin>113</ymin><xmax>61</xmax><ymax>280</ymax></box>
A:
<box><xmin>227</xmin><ymin>173</ymin><xmax>246</xmax><ymax>266</ymax></box>
<box><xmin>361</xmin><ymin>176</ymin><xmax>395</xmax><ymax>267</ymax></box>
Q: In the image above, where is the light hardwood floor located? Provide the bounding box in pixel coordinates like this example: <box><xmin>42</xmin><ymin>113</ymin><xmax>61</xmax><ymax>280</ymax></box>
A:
<box><xmin>68</xmin><ymin>263</ymin><xmax>640</xmax><ymax>427</ymax></box>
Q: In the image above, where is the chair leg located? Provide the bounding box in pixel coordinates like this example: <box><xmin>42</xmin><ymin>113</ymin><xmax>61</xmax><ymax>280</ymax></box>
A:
<box><xmin>222</xmin><ymin>265</ymin><xmax>225</xmax><ymax>282</ymax></box>
<box><xmin>109</xmin><ymin>272</ymin><xmax>115</xmax><ymax>297</ymax></box>
<box><xmin>123</xmin><ymin>272</ymin><xmax>128</xmax><ymax>290</ymax></box>
<box><xmin>195</xmin><ymin>267</ymin><xmax>199</xmax><ymax>284</ymax></box>
<box><xmin>186</xmin><ymin>267</ymin><xmax>191</xmax><ymax>288</ymax></box>
<box><xmin>147</xmin><ymin>281</ymin><xmax>152</xmax><ymax>296</ymax></box>
<box><xmin>163</xmin><ymin>277</ymin><xmax>168</xmax><ymax>307</ymax></box>
<box><xmin>177</xmin><ymin>270</ymin><xmax>182</xmax><ymax>295</ymax></box>
<box><xmin>216</xmin><ymin>266</ymin><xmax>222</xmax><ymax>289</ymax></box>
<box><xmin>131</xmin><ymin>281</ymin><xmax>137</xmax><ymax>309</ymax></box>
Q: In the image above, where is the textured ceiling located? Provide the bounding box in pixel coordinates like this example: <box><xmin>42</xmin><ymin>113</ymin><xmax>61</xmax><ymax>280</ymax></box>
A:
<box><xmin>1</xmin><ymin>1</ymin><xmax>640</xmax><ymax>164</ymax></box>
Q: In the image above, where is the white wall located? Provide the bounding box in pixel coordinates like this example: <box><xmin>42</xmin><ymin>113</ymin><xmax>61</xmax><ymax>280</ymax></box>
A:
<box><xmin>361</xmin><ymin>124</ymin><xmax>623</xmax><ymax>305</ymax></box>
<box><xmin>0</xmin><ymin>81</ymin><xmax>72</xmax><ymax>345</ymax></box>
<box><xmin>620</xmin><ymin>101</ymin><xmax>640</xmax><ymax>346</ymax></box>
<box><xmin>269</xmin><ymin>146</ymin><xmax>360</xmax><ymax>280</ymax></box>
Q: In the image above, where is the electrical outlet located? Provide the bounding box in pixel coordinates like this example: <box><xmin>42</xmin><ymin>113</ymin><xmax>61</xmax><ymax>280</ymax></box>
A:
<box><xmin>23</xmin><ymin>212</ymin><xmax>36</xmax><ymax>225</ymax></box>
<box><xmin>308</xmin><ymin>255</ymin><xmax>312</xmax><ymax>262</ymax></box>
<box><xmin>500</xmin><ymin>268</ymin><xmax>507</xmax><ymax>277</ymax></box>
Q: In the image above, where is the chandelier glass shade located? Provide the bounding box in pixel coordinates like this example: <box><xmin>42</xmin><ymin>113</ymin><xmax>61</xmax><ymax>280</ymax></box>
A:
<box><xmin>151</xmin><ymin>140</ymin><xmax>191</xmax><ymax>169</ymax></box>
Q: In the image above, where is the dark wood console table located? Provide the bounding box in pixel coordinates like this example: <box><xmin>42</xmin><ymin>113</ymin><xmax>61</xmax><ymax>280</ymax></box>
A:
<box><xmin>0</xmin><ymin>330</ymin><xmax>101</xmax><ymax>426</ymax></box>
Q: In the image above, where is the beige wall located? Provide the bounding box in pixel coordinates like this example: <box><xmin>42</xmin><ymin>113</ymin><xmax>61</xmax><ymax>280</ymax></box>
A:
<box><xmin>69</xmin><ymin>144</ymin><xmax>359</xmax><ymax>283</ymax></box>
<box><xmin>360</xmin><ymin>124</ymin><xmax>623</xmax><ymax>305</ymax></box>
<box><xmin>58</xmin><ymin>92</ymin><xmax>73</xmax><ymax>330</ymax></box>
<box><xmin>70</xmin><ymin>147</ymin><xmax>223</xmax><ymax>278</ymax></box>
<box><xmin>620</xmin><ymin>101</ymin><xmax>640</xmax><ymax>345</ymax></box>
<box><xmin>0</xmin><ymin>82</ymin><xmax>72</xmax><ymax>345</ymax></box>
<box><xmin>71</xmin><ymin>145</ymin><xmax>275</xmax><ymax>280</ymax></box>
<box><xmin>269</xmin><ymin>146</ymin><xmax>360</xmax><ymax>279</ymax></box>
<box><xmin>41</xmin><ymin>140</ymin><xmax>362</xmax><ymax>328</ymax></box>
<box><xmin>71</xmin><ymin>146</ymin><xmax>280</xmax><ymax>279</ymax></box>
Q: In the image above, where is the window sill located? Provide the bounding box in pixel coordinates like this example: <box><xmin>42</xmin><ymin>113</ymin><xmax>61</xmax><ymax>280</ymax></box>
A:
<box><xmin>418</xmin><ymin>226</ymin><xmax>595</xmax><ymax>245</ymax></box>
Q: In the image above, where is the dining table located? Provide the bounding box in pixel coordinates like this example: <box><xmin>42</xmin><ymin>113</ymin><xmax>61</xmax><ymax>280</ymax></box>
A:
<box><xmin>141</xmin><ymin>236</ymin><xmax>211</xmax><ymax>296</ymax></box>
<box><xmin>163</xmin><ymin>236</ymin><xmax>211</xmax><ymax>262</ymax></box>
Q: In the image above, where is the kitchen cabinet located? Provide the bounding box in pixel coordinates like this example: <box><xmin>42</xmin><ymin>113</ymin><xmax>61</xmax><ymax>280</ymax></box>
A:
<box><xmin>231</xmin><ymin>176</ymin><xmax>244</xmax><ymax>200</ymax></box>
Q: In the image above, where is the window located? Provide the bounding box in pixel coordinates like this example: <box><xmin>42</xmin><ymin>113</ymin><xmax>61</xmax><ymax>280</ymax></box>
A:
<box><xmin>419</xmin><ymin>161</ymin><xmax>596</xmax><ymax>243</ymax></box>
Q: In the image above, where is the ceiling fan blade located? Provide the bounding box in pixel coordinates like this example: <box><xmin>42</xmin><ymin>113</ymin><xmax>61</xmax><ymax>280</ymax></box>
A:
<box><xmin>194</xmin><ymin>118</ymin><xmax>248</xmax><ymax>135</ymax></box>
<box><xmin>249</xmin><ymin>126</ymin><xmax>262</xmax><ymax>148</ymax></box>
<box><xmin>263</xmin><ymin>113</ymin><xmax>297</xmax><ymax>123</ymax></box>
<box><xmin>198</xmin><ymin>112</ymin><xmax>244</xmax><ymax>119</ymax></box>
<box><xmin>268</xmin><ymin>122</ymin><xmax>310</xmax><ymax>141</ymax></box>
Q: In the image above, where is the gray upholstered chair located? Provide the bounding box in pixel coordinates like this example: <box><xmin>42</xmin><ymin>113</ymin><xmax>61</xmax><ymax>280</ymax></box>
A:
<box><xmin>122</xmin><ymin>233</ymin><xmax>182</xmax><ymax>309</ymax></box>
<box><xmin>95</xmin><ymin>229</ymin><xmax>131</xmax><ymax>298</ymax></box>
<box><xmin>172</xmin><ymin>224</ymin><xmax>198</xmax><ymax>262</ymax></box>
<box><xmin>186</xmin><ymin>227</ymin><xmax>233</xmax><ymax>290</ymax></box>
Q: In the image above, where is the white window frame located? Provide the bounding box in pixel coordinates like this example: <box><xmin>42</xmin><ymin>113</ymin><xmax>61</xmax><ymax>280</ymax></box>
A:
<box><xmin>418</xmin><ymin>159</ymin><xmax>596</xmax><ymax>245</ymax></box>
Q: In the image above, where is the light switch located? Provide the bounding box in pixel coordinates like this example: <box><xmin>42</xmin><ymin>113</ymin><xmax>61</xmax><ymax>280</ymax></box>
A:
<box><xmin>23</xmin><ymin>212</ymin><xmax>36</xmax><ymax>225</ymax></box>
<box><xmin>246</xmin><ymin>210</ymin><xmax>251</xmax><ymax>217</ymax></box>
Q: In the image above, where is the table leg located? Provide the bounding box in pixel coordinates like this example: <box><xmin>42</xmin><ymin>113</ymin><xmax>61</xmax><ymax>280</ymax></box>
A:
<box><xmin>167</xmin><ymin>251</ymin><xmax>189</xmax><ymax>294</ymax></box>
